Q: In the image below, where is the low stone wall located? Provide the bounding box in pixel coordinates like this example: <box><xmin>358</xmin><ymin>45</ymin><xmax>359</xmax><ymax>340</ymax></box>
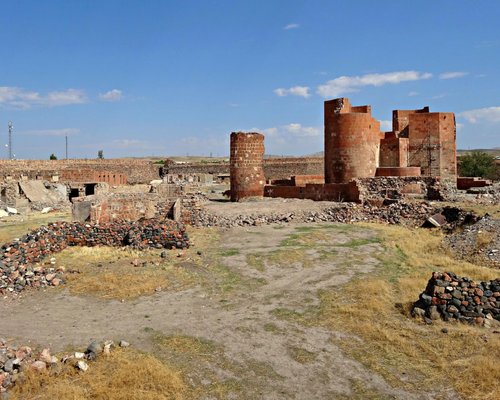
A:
<box><xmin>164</xmin><ymin>157</ymin><xmax>324</xmax><ymax>181</ymax></box>
<box><xmin>264</xmin><ymin>182</ymin><xmax>360</xmax><ymax>202</ymax></box>
<box><xmin>412</xmin><ymin>272</ymin><xmax>500</xmax><ymax>327</ymax></box>
<box><xmin>0</xmin><ymin>220</ymin><xmax>189</xmax><ymax>296</ymax></box>
<box><xmin>355</xmin><ymin>177</ymin><xmax>443</xmax><ymax>202</ymax></box>
<box><xmin>72</xmin><ymin>192</ymin><xmax>179</xmax><ymax>223</ymax></box>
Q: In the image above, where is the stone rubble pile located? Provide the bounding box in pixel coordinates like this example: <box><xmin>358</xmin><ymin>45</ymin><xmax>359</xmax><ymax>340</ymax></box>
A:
<box><xmin>190</xmin><ymin>201</ymin><xmax>444</xmax><ymax>228</ymax></box>
<box><xmin>444</xmin><ymin>216</ymin><xmax>500</xmax><ymax>268</ymax></box>
<box><xmin>412</xmin><ymin>272</ymin><xmax>500</xmax><ymax>327</ymax></box>
<box><xmin>0</xmin><ymin>219</ymin><xmax>189</xmax><ymax>295</ymax></box>
<box><xmin>0</xmin><ymin>338</ymin><xmax>130</xmax><ymax>397</ymax></box>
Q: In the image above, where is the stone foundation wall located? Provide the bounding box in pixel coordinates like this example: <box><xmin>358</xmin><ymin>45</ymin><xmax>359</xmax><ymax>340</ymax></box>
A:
<box><xmin>264</xmin><ymin>182</ymin><xmax>360</xmax><ymax>202</ymax></box>
<box><xmin>0</xmin><ymin>219</ymin><xmax>189</xmax><ymax>296</ymax></box>
<box><xmin>72</xmin><ymin>192</ymin><xmax>178</xmax><ymax>223</ymax></box>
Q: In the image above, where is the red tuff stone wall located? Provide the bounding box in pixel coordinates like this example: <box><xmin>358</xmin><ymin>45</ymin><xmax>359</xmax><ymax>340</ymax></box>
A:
<box><xmin>264</xmin><ymin>181</ymin><xmax>360</xmax><ymax>202</ymax></box>
<box><xmin>408</xmin><ymin>112</ymin><xmax>457</xmax><ymax>182</ymax></box>
<box><xmin>375</xmin><ymin>167</ymin><xmax>421</xmax><ymax>177</ymax></box>
<box><xmin>163</xmin><ymin>157</ymin><xmax>324</xmax><ymax>181</ymax></box>
<box><xmin>0</xmin><ymin>159</ymin><xmax>160</xmax><ymax>184</ymax></box>
<box><xmin>324</xmin><ymin>98</ymin><xmax>382</xmax><ymax>184</ymax></box>
<box><xmin>379</xmin><ymin>135</ymin><xmax>409</xmax><ymax>168</ymax></box>
<box><xmin>230</xmin><ymin>132</ymin><xmax>265</xmax><ymax>201</ymax></box>
<box><xmin>392</xmin><ymin>107</ymin><xmax>429</xmax><ymax>135</ymax></box>
<box><xmin>60</xmin><ymin>169</ymin><xmax>127</xmax><ymax>185</ymax></box>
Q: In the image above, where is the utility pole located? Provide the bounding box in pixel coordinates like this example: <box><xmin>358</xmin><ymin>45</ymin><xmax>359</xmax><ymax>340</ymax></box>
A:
<box><xmin>65</xmin><ymin>135</ymin><xmax>68</xmax><ymax>159</ymax></box>
<box><xmin>8</xmin><ymin>121</ymin><xmax>13</xmax><ymax>160</ymax></box>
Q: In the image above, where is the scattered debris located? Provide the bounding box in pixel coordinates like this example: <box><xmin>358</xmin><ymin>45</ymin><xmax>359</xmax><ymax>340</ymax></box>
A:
<box><xmin>444</xmin><ymin>215</ymin><xmax>500</xmax><ymax>267</ymax></box>
<box><xmin>0</xmin><ymin>339</ymin><xmax>128</xmax><ymax>396</ymax></box>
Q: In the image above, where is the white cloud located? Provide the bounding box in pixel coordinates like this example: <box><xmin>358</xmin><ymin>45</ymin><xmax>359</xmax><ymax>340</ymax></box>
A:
<box><xmin>0</xmin><ymin>87</ymin><xmax>86</xmax><ymax>109</ymax></box>
<box><xmin>99</xmin><ymin>89</ymin><xmax>123</xmax><ymax>102</ymax></box>
<box><xmin>459</xmin><ymin>106</ymin><xmax>500</xmax><ymax>123</ymax></box>
<box><xmin>283</xmin><ymin>123</ymin><xmax>321</xmax><ymax>137</ymax></box>
<box><xmin>316</xmin><ymin>71</ymin><xmax>433</xmax><ymax>98</ymax></box>
<box><xmin>112</xmin><ymin>139</ymin><xmax>151</xmax><ymax>149</ymax></box>
<box><xmin>456</xmin><ymin>123</ymin><xmax>464</xmax><ymax>131</ymax></box>
<box><xmin>274</xmin><ymin>86</ymin><xmax>310</xmax><ymax>98</ymax></box>
<box><xmin>380</xmin><ymin>120</ymin><xmax>392</xmax><ymax>131</ymax></box>
<box><xmin>20</xmin><ymin>128</ymin><xmax>79</xmax><ymax>137</ymax></box>
<box><xmin>249</xmin><ymin>124</ymin><xmax>320</xmax><ymax>138</ymax></box>
<box><xmin>432</xmin><ymin>93</ymin><xmax>447</xmax><ymax>99</ymax></box>
<box><xmin>439</xmin><ymin>71</ymin><xmax>468</xmax><ymax>80</ymax></box>
<box><xmin>408</xmin><ymin>91</ymin><xmax>419</xmax><ymax>97</ymax></box>
<box><xmin>284</xmin><ymin>23</ymin><xmax>299</xmax><ymax>30</ymax></box>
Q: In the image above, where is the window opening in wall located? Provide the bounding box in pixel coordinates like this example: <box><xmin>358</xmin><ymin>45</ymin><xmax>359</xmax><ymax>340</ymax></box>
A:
<box><xmin>69</xmin><ymin>188</ymin><xmax>80</xmax><ymax>201</ymax></box>
<box><xmin>85</xmin><ymin>183</ymin><xmax>96</xmax><ymax>196</ymax></box>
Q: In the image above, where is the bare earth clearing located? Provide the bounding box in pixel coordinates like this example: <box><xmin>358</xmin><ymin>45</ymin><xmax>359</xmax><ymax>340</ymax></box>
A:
<box><xmin>1</xmin><ymin>208</ymin><xmax>499</xmax><ymax>399</ymax></box>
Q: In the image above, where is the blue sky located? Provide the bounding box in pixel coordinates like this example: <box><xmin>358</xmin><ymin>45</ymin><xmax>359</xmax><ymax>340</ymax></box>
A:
<box><xmin>0</xmin><ymin>1</ymin><xmax>499</xmax><ymax>159</ymax></box>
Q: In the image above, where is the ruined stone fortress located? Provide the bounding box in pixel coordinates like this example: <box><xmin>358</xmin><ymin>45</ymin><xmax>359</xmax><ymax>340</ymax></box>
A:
<box><xmin>231</xmin><ymin>97</ymin><xmax>457</xmax><ymax>203</ymax></box>
<box><xmin>0</xmin><ymin>96</ymin><xmax>464</xmax><ymax>222</ymax></box>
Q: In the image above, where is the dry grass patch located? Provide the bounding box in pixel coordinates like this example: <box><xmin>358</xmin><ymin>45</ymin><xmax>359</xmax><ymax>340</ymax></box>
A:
<box><xmin>10</xmin><ymin>348</ymin><xmax>187</xmax><ymax>400</ymax></box>
<box><xmin>0</xmin><ymin>211</ymin><xmax>71</xmax><ymax>243</ymax></box>
<box><xmin>56</xmin><ymin>246</ymin><xmax>196</xmax><ymax>300</ymax></box>
<box><xmin>476</xmin><ymin>230</ymin><xmax>495</xmax><ymax>248</ymax></box>
<box><xmin>317</xmin><ymin>223</ymin><xmax>499</xmax><ymax>399</ymax></box>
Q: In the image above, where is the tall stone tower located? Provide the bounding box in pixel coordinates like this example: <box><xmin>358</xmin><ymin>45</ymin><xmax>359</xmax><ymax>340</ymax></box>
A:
<box><xmin>230</xmin><ymin>132</ymin><xmax>265</xmax><ymax>202</ymax></box>
<box><xmin>324</xmin><ymin>98</ymin><xmax>383</xmax><ymax>183</ymax></box>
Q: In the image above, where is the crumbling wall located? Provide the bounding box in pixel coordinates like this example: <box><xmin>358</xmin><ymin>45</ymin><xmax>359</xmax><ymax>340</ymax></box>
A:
<box><xmin>408</xmin><ymin>112</ymin><xmax>457</xmax><ymax>182</ymax></box>
<box><xmin>264</xmin><ymin>182</ymin><xmax>360</xmax><ymax>202</ymax></box>
<box><xmin>163</xmin><ymin>157</ymin><xmax>324</xmax><ymax>181</ymax></box>
<box><xmin>0</xmin><ymin>220</ymin><xmax>189</xmax><ymax>295</ymax></box>
<box><xmin>392</xmin><ymin>107</ymin><xmax>430</xmax><ymax>136</ymax></box>
<box><xmin>230</xmin><ymin>132</ymin><xmax>265</xmax><ymax>201</ymax></box>
<box><xmin>60</xmin><ymin>169</ymin><xmax>127</xmax><ymax>185</ymax></box>
<box><xmin>355</xmin><ymin>177</ymin><xmax>443</xmax><ymax>202</ymax></box>
<box><xmin>0</xmin><ymin>159</ymin><xmax>160</xmax><ymax>184</ymax></box>
<box><xmin>379</xmin><ymin>134</ymin><xmax>409</xmax><ymax>168</ymax></box>
<box><xmin>72</xmin><ymin>192</ymin><xmax>178</xmax><ymax>223</ymax></box>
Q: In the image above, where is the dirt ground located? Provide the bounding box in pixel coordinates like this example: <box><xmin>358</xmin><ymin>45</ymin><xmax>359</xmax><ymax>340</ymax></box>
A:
<box><xmin>0</xmin><ymin>220</ymin><xmax>438</xmax><ymax>399</ymax></box>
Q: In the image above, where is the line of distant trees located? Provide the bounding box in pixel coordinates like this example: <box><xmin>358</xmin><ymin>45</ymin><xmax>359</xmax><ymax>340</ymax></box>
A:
<box><xmin>49</xmin><ymin>150</ymin><xmax>104</xmax><ymax>160</ymax></box>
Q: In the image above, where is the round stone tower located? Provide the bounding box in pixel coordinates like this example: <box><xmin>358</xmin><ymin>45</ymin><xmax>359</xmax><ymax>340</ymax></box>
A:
<box><xmin>324</xmin><ymin>98</ymin><xmax>382</xmax><ymax>183</ymax></box>
<box><xmin>230</xmin><ymin>132</ymin><xmax>265</xmax><ymax>202</ymax></box>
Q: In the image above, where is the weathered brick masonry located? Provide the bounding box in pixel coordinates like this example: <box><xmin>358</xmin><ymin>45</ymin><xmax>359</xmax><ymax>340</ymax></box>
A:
<box><xmin>324</xmin><ymin>98</ymin><xmax>383</xmax><ymax>184</ymax></box>
<box><xmin>0</xmin><ymin>159</ymin><xmax>160</xmax><ymax>184</ymax></box>
<box><xmin>230</xmin><ymin>132</ymin><xmax>265</xmax><ymax>201</ymax></box>
<box><xmin>261</xmin><ymin>97</ymin><xmax>457</xmax><ymax>202</ymax></box>
<box><xmin>162</xmin><ymin>157</ymin><xmax>324</xmax><ymax>181</ymax></box>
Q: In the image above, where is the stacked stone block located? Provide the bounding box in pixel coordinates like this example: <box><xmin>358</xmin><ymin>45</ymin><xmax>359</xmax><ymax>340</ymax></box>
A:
<box><xmin>413</xmin><ymin>272</ymin><xmax>500</xmax><ymax>326</ymax></box>
<box><xmin>230</xmin><ymin>132</ymin><xmax>265</xmax><ymax>202</ymax></box>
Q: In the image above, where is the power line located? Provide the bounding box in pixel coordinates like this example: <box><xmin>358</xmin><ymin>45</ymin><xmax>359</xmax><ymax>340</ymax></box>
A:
<box><xmin>8</xmin><ymin>121</ymin><xmax>13</xmax><ymax>160</ymax></box>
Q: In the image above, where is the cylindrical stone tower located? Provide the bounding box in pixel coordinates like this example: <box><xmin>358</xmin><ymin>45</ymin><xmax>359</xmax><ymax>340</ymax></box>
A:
<box><xmin>324</xmin><ymin>98</ymin><xmax>382</xmax><ymax>183</ymax></box>
<box><xmin>230</xmin><ymin>132</ymin><xmax>265</xmax><ymax>202</ymax></box>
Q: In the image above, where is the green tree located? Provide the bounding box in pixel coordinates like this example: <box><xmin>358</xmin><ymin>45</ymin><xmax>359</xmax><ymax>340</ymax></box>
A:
<box><xmin>97</xmin><ymin>150</ymin><xmax>104</xmax><ymax>159</ymax></box>
<box><xmin>459</xmin><ymin>151</ymin><xmax>495</xmax><ymax>179</ymax></box>
<box><xmin>49</xmin><ymin>153</ymin><xmax>57</xmax><ymax>160</ymax></box>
